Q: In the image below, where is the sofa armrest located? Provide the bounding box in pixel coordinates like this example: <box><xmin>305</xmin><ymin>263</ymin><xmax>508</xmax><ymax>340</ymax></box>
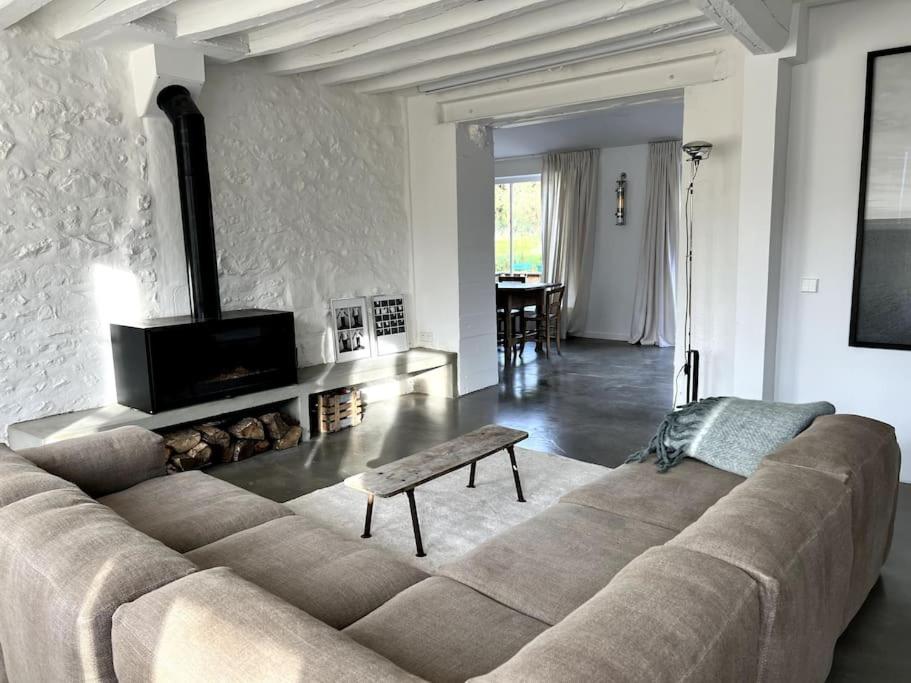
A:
<box><xmin>19</xmin><ymin>426</ymin><xmax>167</xmax><ymax>497</ymax></box>
<box><xmin>112</xmin><ymin>567</ymin><xmax>421</xmax><ymax>682</ymax></box>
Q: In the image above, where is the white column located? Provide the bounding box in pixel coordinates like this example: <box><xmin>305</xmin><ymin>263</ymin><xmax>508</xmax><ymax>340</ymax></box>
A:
<box><xmin>406</xmin><ymin>98</ymin><xmax>498</xmax><ymax>395</ymax></box>
<box><xmin>731</xmin><ymin>54</ymin><xmax>793</xmax><ymax>399</ymax></box>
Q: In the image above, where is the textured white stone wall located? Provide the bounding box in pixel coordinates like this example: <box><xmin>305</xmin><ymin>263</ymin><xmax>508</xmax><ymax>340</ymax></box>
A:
<box><xmin>0</xmin><ymin>26</ymin><xmax>410</xmax><ymax>439</ymax></box>
<box><xmin>198</xmin><ymin>63</ymin><xmax>410</xmax><ymax>367</ymax></box>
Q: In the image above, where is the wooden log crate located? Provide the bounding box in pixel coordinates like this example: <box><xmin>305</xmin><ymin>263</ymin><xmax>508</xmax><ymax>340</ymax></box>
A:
<box><xmin>310</xmin><ymin>388</ymin><xmax>365</xmax><ymax>434</ymax></box>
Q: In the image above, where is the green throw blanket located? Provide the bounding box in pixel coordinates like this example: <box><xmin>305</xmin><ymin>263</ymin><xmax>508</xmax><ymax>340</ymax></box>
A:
<box><xmin>628</xmin><ymin>397</ymin><xmax>836</xmax><ymax>476</ymax></box>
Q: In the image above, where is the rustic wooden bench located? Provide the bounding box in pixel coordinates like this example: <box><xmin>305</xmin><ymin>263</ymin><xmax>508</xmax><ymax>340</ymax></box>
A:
<box><xmin>344</xmin><ymin>424</ymin><xmax>529</xmax><ymax>557</ymax></box>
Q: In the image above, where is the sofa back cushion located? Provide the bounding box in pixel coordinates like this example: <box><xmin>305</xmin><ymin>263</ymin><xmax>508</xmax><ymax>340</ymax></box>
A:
<box><xmin>763</xmin><ymin>414</ymin><xmax>900</xmax><ymax>624</ymax></box>
<box><xmin>19</xmin><ymin>426</ymin><xmax>167</xmax><ymax>497</ymax></box>
<box><xmin>113</xmin><ymin>567</ymin><xmax>421</xmax><ymax>683</ymax></box>
<box><xmin>476</xmin><ymin>545</ymin><xmax>761</xmax><ymax>682</ymax></box>
<box><xmin>0</xmin><ymin>444</ymin><xmax>77</xmax><ymax>507</ymax></box>
<box><xmin>670</xmin><ymin>460</ymin><xmax>853</xmax><ymax>683</ymax></box>
<box><xmin>0</xmin><ymin>488</ymin><xmax>196</xmax><ymax>682</ymax></box>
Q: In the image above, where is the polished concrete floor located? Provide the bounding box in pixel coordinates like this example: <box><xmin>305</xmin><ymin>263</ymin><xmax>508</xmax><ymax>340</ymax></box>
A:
<box><xmin>210</xmin><ymin>338</ymin><xmax>675</xmax><ymax>501</ymax></box>
<box><xmin>210</xmin><ymin>338</ymin><xmax>911</xmax><ymax>681</ymax></box>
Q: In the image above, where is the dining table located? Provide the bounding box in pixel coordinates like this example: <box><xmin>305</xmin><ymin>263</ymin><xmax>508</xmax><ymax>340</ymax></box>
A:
<box><xmin>496</xmin><ymin>281</ymin><xmax>559</xmax><ymax>363</ymax></box>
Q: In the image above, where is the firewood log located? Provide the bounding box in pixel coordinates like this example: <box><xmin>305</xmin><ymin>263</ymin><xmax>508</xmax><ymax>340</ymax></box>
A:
<box><xmin>228</xmin><ymin>417</ymin><xmax>265</xmax><ymax>441</ymax></box>
<box><xmin>273</xmin><ymin>425</ymin><xmax>303</xmax><ymax>450</ymax></box>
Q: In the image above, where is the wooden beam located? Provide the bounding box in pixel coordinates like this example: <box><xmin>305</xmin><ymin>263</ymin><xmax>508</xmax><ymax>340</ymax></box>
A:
<box><xmin>0</xmin><ymin>0</ymin><xmax>54</xmax><ymax>30</ymax></box>
<box><xmin>245</xmin><ymin>0</ymin><xmax>559</xmax><ymax>64</ymax></box>
<box><xmin>43</xmin><ymin>0</ymin><xmax>179</xmax><ymax>41</ymax></box>
<box><xmin>693</xmin><ymin>0</ymin><xmax>792</xmax><ymax>54</ymax></box>
<box><xmin>435</xmin><ymin>41</ymin><xmax>726</xmax><ymax>123</ymax></box>
<box><xmin>246</xmin><ymin>0</ymin><xmax>469</xmax><ymax>57</ymax></box>
<box><xmin>283</xmin><ymin>0</ymin><xmax>674</xmax><ymax>81</ymax></box>
<box><xmin>171</xmin><ymin>0</ymin><xmax>339</xmax><ymax>41</ymax></box>
<box><xmin>412</xmin><ymin>16</ymin><xmax>720</xmax><ymax>95</ymax></box>
<box><xmin>97</xmin><ymin>14</ymin><xmax>249</xmax><ymax>61</ymax></box>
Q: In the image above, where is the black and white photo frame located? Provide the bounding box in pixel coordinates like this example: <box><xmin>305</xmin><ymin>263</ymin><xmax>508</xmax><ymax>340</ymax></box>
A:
<box><xmin>331</xmin><ymin>297</ymin><xmax>372</xmax><ymax>362</ymax></box>
<box><xmin>371</xmin><ymin>294</ymin><xmax>408</xmax><ymax>355</ymax></box>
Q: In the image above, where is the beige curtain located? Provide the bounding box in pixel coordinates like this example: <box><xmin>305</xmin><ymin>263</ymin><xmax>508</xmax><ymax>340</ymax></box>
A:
<box><xmin>542</xmin><ymin>149</ymin><xmax>600</xmax><ymax>336</ymax></box>
<box><xmin>629</xmin><ymin>140</ymin><xmax>680</xmax><ymax>347</ymax></box>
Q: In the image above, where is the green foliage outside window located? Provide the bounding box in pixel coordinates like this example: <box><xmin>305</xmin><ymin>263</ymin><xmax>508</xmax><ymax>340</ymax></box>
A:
<box><xmin>495</xmin><ymin>179</ymin><xmax>543</xmax><ymax>274</ymax></box>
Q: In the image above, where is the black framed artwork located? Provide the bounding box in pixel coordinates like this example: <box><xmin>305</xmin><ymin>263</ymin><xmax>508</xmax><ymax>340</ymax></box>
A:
<box><xmin>850</xmin><ymin>46</ymin><xmax>911</xmax><ymax>350</ymax></box>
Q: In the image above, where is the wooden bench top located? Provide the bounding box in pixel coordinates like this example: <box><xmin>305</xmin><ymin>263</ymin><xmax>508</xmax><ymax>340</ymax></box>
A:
<box><xmin>345</xmin><ymin>424</ymin><xmax>528</xmax><ymax>498</ymax></box>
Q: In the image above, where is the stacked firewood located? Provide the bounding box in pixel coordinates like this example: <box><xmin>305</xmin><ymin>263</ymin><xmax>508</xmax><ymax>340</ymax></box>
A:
<box><xmin>163</xmin><ymin>412</ymin><xmax>303</xmax><ymax>473</ymax></box>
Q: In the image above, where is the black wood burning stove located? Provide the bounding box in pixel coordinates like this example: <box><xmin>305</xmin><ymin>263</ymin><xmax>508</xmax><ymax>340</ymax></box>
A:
<box><xmin>110</xmin><ymin>86</ymin><xmax>297</xmax><ymax>414</ymax></box>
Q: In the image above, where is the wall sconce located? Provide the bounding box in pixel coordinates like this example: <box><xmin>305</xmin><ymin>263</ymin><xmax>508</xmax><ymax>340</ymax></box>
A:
<box><xmin>615</xmin><ymin>172</ymin><xmax>627</xmax><ymax>225</ymax></box>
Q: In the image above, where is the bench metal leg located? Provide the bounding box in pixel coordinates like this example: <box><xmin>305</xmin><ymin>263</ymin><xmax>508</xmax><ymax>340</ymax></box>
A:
<box><xmin>406</xmin><ymin>489</ymin><xmax>426</xmax><ymax>557</ymax></box>
<box><xmin>467</xmin><ymin>461</ymin><xmax>476</xmax><ymax>488</ymax></box>
<box><xmin>507</xmin><ymin>446</ymin><xmax>526</xmax><ymax>502</ymax></box>
<box><xmin>361</xmin><ymin>494</ymin><xmax>374</xmax><ymax>538</ymax></box>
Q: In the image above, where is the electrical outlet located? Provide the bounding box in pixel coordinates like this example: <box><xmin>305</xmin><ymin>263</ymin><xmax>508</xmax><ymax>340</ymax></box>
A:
<box><xmin>418</xmin><ymin>331</ymin><xmax>434</xmax><ymax>345</ymax></box>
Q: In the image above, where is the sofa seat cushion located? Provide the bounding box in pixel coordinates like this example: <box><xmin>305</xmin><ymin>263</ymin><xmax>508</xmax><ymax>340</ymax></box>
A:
<box><xmin>345</xmin><ymin>576</ymin><xmax>547</xmax><ymax>682</ymax></box>
<box><xmin>476</xmin><ymin>546</ymin><xmax>761</xmax><ymax>683</ymax></box>
<box><xmin>186</xmin><ymin>516</ymin><xmax>428</xmax><ymax>628</ymax></box>
<box><xmin>0</xmin><ymin>445</ymin><xmax>77</xmax><ymax>508</ymax></box>
<box><xmin>439</xmin><ymin>502</ymin><xmax>675</xmax><ymax>625</ymax></box>
<box><xmin>561</xmin><ymin>459</ymin><xmax>744</xmax><ymax>531</ymax></box>
<box><xmin>763</xmin><ymin>414</ymin><xmax>901</xmax><ymax>625</ymax></box>
<box><xmin>113</xmin><ymin>567</ymin><xmax>420</xmax><ymax>682</ymax></box>
<box><xmin>670</xmin><ymin>460</ymin><xmax>853</xmax><ymax>683</ymax></box>
<box><xmin>0</xmin><ymin>488</ymin><xmax>196</xmax><ymax>682</ymax></box>
<box><xmin>99</xmin><ymin>471</ymin><xmax>292</xmax><ymax>552</ymax></box>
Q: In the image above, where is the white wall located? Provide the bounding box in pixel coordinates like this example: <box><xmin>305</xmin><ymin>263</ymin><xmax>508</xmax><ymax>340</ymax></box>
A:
<box><xmin>775</xmin><ymin>0</ymin><xmax>911</xmax><ymax>482</ymax></box>
<box><xmin>456</xmin><ymin>125</ymin><xmax>497</xmax><ymax>393</ymax></box>
<box><xmin>494</xmin><ymin>156</ymin><xmax>542</xmax><ymax>178</ymax></box>
<box><xmin>676</xmin><ymin>47</ymin><xmax>746</xmax><ymax>400</ymax></box>
<box><xmin>583</xmin><ymin>144</ymin><xmax>650</xmax><ymax>341</ymax></box>
<box><xmin>0</xmin><ymin>25</ymin><xmax>410</xmax><ymax>439</ymax></box>
<box><xmin>407</xmin><ymin>97</ymin><xmax>498</xmax><ymax>395</ymax></box>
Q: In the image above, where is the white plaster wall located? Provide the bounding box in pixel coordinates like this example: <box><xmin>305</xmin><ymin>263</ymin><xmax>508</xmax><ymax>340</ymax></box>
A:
<box><xmin>0</xmin><ymin>26</ymin><xmax>410</xmax><ymax>439</ymax></box>
<box><xmin>676</xmin><ymin>46</ymin><xmax>745</xmax><ymax>401</ymax></box>
<box><xmin>775</xmin><ymin>0</ymin><xmax>911</xmax><ymax>482</ymax></box>
<box><xmin>494</xmin><ymin>156</ymin><xmax>542</xmax><ymax>178</ymax></box>
<box><xmin>583</xmin><ymin>144</ymin><xmax>650</xmax><ymax>341</ymax></box>
<box><xmin>407</xmin><ymin>96</ymin><xmax>460</xmax><ymax>355</ymax></box>
<box><xmin>456</xmin><ymin>124</ymin><xmax>497</xmax><ymax>394</ymax></box>
<box><xmin>0</xmin><ymin>25</ymin><xmax>164</xmax><ymax>436</ymax></box>
<box><xmin>198</xmin><ymin>62</ymin><xmax>410</xmax><ymax>367</ymax></box>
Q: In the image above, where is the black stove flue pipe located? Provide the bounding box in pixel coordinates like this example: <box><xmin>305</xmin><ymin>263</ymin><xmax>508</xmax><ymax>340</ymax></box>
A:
<box><xmin>157</xmin><ymin>85</ymin><xmax>222</xmax><ymax>321</ymax></box>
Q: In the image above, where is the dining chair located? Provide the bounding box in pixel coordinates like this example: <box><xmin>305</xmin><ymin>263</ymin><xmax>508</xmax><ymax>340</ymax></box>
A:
<box><xmin>496</xmin><ymin>286</ymin><xmax>524</xmax><ymax>363</ymax></box>
<box><xmin>524</xmin><ymin>284</ymin><xmax>565</xmax><ymax>358</ymax></box>
<box><xmin>497</xmin><ymin>274</ymin><xmax>527</xmax><ymax>283</ymax></box>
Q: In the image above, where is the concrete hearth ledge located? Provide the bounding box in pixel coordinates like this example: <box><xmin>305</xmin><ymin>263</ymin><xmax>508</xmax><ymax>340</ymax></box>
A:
<box><xmin>8</xmin><ymin>349</ymin><xmax>456</xmax><ymax>450</ymax></box>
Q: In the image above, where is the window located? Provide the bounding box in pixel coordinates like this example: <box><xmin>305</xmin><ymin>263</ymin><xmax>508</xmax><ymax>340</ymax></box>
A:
<box><xmin>495</xmin><ymin>175</ymin><xmax>543</xmax><ymax>275</ymax></box>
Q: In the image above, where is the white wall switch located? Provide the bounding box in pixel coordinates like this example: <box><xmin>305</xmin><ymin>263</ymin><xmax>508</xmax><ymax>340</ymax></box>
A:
<box><xmin>800</xmin><ymin>277</ymin><xmax>819</xmax><ymax>293</ymax></box>
<box><xmin>418</xmin><ymin>331</ymin><xmax>434</xmax><ymax>345</ymax></box>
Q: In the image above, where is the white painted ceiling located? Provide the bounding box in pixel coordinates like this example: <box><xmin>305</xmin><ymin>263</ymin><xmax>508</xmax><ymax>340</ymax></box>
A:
<box><xmin>493</xmin><ymin>97</ymin><xmax>684</xmax><ymax>158</ymax></box>
<box><xmin>3</xmin><ymin>0</ymin><xmax>724</xmax><ymax>94</ymax></box>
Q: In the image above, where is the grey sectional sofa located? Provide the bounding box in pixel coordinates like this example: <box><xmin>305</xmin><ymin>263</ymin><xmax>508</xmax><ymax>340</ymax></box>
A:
<box><xmin>0</xmin><ymin>414</ymin><xmax>900</xmax><ymax>682</ymax></box>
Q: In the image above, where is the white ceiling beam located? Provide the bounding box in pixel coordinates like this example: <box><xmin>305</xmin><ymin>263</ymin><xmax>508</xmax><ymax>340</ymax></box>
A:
<box><xmin>294</xmin><ymin>0</ymin><xmax>677</xmax><ymax>82</ymax></box>
<box><xmin>436</xmin><ymin>43</ymin><xmax>727</xmax><ymax>123</ymax></box>
<box><xmin>245</xmin><ymin>0</ymin><xmax>559</xmax><ymax>65</ymax></box>
<box><xmin>96</xmin><ymin>14</ymin><xmax>249</xmax><ymax>61</ymax></box>
<box><xmin>692</xmin><ymin>0</ymin><xmax>793</xmax><ymax>54</ymax></box>
<box><xmin>40</xmin><ymin>0</ymin><xmax>179</xmax><ymax>41</ymax></box>
<box><xmin>246</xmin><ymin>0</ymin><xmax>470</xmax><ymax>57</ymax></box>
<box><xmin>349</xmin><ymin>5</ymin><xmax>713</xmax><ymax>93</ymax></box>
<box><xmin>0</xmin><ymin>0</ymin><xmax>54</xmax><ymax>30</ymax></box>
<box><xmin>170</xmin><ymin>0</ymin><xmax>339</xmax><ymax>41</ymax></box>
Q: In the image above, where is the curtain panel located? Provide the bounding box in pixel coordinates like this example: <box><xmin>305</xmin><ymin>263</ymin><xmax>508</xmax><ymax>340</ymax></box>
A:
<box><xmin>541</xmin><ymin>149</ymin><xmax>600</xmax><ymax>336</ymax></box>
<box><xmin>629</xmin><ymin>140</ymin><xmax>681</xmax><ymax>347</ymax></box>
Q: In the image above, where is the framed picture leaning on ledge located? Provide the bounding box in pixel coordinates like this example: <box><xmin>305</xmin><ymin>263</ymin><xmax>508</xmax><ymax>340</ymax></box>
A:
<box><xmin>331</xmin><ymin>297</ymin><xmax>372</xmax><ymax>363</ymax></box>
<box><xmin>850</xmin><ymin>45</ymin><xmax>911</xmax><ymax>350</ymax></box>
